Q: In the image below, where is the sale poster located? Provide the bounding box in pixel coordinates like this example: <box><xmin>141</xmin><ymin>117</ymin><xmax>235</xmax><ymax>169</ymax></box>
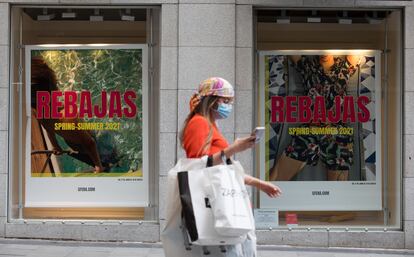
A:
<box><xmin>259</xmin><ymin>50</ymin><xmax>382</xmax><ymax>211</ymax></box>
<box><xmin>25</xmin><ymin>45</ymin><xmax>149</xmax><ymax>207</ymax></box>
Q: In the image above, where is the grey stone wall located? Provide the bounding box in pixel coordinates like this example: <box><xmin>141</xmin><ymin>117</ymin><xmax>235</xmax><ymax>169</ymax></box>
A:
<box><xmin>404</xmin><ymin>4</ymin><xmax>414</xmax><ymax>251</ymax></box>
<box><xmin>0</xmin><ymin>2</ymin><xmax>9</xmax><ymax>239</ymax></box>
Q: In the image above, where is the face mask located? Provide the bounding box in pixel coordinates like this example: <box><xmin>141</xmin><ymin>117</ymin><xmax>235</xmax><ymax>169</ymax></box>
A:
<box><xmin>214</xmin><ymin>103</ymin><xmax>232</xmax><ymax>119</ymax></box>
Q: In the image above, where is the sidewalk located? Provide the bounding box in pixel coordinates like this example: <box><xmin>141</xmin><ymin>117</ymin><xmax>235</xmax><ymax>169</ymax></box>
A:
<box><xmin>0</xmin><ymin>238</ymin><xmax>413</xmax><ymax>257</ymax></box>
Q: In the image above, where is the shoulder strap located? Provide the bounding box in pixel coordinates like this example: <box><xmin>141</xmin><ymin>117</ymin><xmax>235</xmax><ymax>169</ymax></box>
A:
<box><xmin>207</xmin><ymin>155</ymin><xmax>213</xmax><ymax>167</ymax></box>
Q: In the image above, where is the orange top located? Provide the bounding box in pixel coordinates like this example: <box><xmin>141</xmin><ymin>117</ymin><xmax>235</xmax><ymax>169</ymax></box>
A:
<box><xmin>183</xmin><ymin>114</ymin><xmax>229</xmax><ymax>158</ymax></box>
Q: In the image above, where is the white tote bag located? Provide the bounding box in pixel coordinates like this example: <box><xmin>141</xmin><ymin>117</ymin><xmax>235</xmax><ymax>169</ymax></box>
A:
<box><xmin>161</xmin><ymin>157</ymin><xmax>257</xmax><ymax>257</ymax></box>
<box><xmin>177</xmin><ymin>157</ymin><xmax>247</xmax><ymax>246</ymax></box>
<box><xmin>204</xmin><ymin>160</ymin><xmax>255</xmax><ymax>237</ymax></box>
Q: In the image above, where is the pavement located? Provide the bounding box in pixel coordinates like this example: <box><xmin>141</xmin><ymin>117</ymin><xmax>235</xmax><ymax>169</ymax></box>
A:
<box><xmin>0</xmin><ymin>239</ymin><xmax>414</xmax><ymax>257</ymax></box>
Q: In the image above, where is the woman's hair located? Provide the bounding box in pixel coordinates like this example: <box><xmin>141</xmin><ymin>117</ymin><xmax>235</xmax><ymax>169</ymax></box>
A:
<box><xmin>31</xmin><ymin>57</ymin><xmax>58</xmax><ymax>109</ymax></box>
<box><xmin>179</xmin><ymin>95</ymin><xmax>220</xmax><ymax>156</ymax></box>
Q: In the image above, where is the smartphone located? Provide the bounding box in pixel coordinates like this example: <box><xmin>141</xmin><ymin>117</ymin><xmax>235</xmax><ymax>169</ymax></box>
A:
<box><xmin>253</xmin><ymin>127</ymin><xmax>265</xmax><ymax>143</ymax></box>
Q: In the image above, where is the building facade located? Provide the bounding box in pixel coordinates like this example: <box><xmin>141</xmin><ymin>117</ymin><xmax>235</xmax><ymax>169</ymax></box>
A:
<box><xmin>0</xmin><ymin>0</ymin><xmax>413</xmax><ymax>249</ymax></box>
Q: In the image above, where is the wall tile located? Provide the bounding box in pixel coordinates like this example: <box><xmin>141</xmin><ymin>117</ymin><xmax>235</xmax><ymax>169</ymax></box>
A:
<box><xmin>0</xmin><ymin>3</ymin><xmax>9</xmax><ymax>46</ymax></box>
<box><xmin>6</xmin><ymin>223</ymin><xmax>83</xmax><ymax>240</ymax></box>
<box><xmin>0</xmin><ymin>0</ymin><xmax>58</xmax><ymax>3</ymax></box>
<box><xmin>304</xmin><ymin>0</ymin><xmax>355</xmax><ymax>7</ymax></box>
<box><xmin>257</xmin><ymin>230</ymin><xmax>328</xmax><ymax>247</ymax></box>
<box><xmin>0</xmin><ymin>88</ymin><xmax>8</xmax><ymax>131</ymax></box>
<box><xmin>158</xmin><ymin>175</ymin><xmax>167</xmax><ymax>220</ymax></box>
<box><xmin>406</xmin><ymin>6</ymin><xmax>414</xmax><ymax>49</ymax></box>
<box><xmin>0</xmin><ymin>217</ymin><xmax>5</xmax><ymax>237</ymax></box>
<box><xmin>329</xmin><ymin>231</ymin><xmax>404</xmax><ymax>249</ymax></box>
<box><xmin>178</xmin><ymin>47</ymin><xmax>235</xmax><ymax>90</ymax></box>
<box><xmin>179</xmin><ymin>4</ymin><xmax>235</xmax><ymax>47</ymax></box>
<box><xmin>60</xmin><ymin>0</ymin><xmax>110</xmax><ymax>3</ymax></box>
<box><xmin>406</xmin><ymin>49</ymin><xmax>414</xmax><ymax>91</ymax></box>
<box><xmin>159</xmin><ymin>133</ymin><xmax>177</xmax><ymax>176</ymax></box>
<box><xmin>0</xmin><ymin>46</ymin><xmax>8</xmax><ymax>89</ymax></box>
<box><xmin>236</xmin><ymin>0</ymin><xmax>303</xmax><ymax>5</ymax></box>
<box><xmin>0</xmin><ymin>131</ymin><xmax>7</xmax><ymax>175</ymax></box>
<box><xmin>405</xmin><ymin>92</ymin><xmax>414</xmax><ymax>134</ymax></box>
<box><xmin>0</xmin><ymin>174</ymin><xmax>6</xmax><ymax>217</ymax></box>
<box><xmin>356</xmin><ymin>1</ymin><xmax>414</xmax><ymax>7</ymax></box>
<box><xmin>161</xmin><ymin>4</ymin><xmax>178</xmax><ymax>47</ymax></box>
<box><xmin>236</xmin><ymin>5</ymin><xmax>252</xmax><ymax>48</ymax></box>
<box><xmin>235</xmin><ymin>90</ymin><xmax>253</xmax><ymax>133</ymax></box>
<box><xmin>160</xmin><ymin>90</ymin><xmax>177</xmax><ymax>133</ymax></box>
<box><xmin>405</xmin><ymin>135</ymin><xmax>414</xmax><ymax>177</ymax></box>
<box><xmin>160</xmin><ymin>219</ymin><xmax>166</xmax><ymax>231</ymax></box>
<box><xmin>160</xmin><ymin>47</ymin><xmax>178</xmax><ymax>89</ymax></box>
<box><xmin>405</xmin><ymin>178</ymin><xmax>414</xmax><ymax>221</ymax></box>
<box><xmin>236</xmin><ymin>47</ymin><xmax>253</xmax><ymax>91</ymax></box>
<box><xmin>110</xmin><ymin>0</ymin><xmax>177</xmax><ymax>3</ymax></box>
<box><xmin>177</xmin><ymin>90</ymin><xmax>193</xmax><ymax>135</ymax></box>
<box><xmin>180</xmin><ymin>0</ymin><xmax>234</xmax><ymax>3</ymax></box>
<box><xmin>81</xmin><ymin>223</ymin><xmax>159</xmax><ymax>242</ymax></box>
<box><xmin>177</xmin><ymin>143</ymin><xmax>186</xmax><ymax>160</ymax></box>
<box><xmin>406</xmin><ymin>220</ymin><xmax>414</xmax><ymax>249</ymax></box>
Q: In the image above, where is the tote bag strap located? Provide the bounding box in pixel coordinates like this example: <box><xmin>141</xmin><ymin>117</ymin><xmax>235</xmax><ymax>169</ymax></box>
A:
<box><xmin>206</xmin><ymin>154</ymin><xmax>232</xmax><ymax>167</ymax></box>
<box><xmin>207</xmin><ymin>155</ymin><xmax>214</xmax><ymax>167</ymax></box>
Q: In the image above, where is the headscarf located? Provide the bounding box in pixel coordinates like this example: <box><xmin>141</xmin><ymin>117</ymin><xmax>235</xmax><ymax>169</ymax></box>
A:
<box><xmin>189</xmin><ymin>77</ymin><xmax>234</xmax><ymax>112</ymax></box>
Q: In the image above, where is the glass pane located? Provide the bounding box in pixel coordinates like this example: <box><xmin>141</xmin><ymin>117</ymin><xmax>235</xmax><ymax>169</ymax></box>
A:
<box><xmin>255</xmin><ymin>9</ymin><xmax>402</xmax><ymax>228</ymax></box>
<box><xmin>10</xmin><ymin>7</ymin><xmax>156</xmax><ymax>220</ymax></box>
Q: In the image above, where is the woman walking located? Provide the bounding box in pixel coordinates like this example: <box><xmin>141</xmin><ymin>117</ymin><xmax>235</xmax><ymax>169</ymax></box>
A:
<box><xmin>179</xmin><ymin>77</ymin><xmax>282</xmax><ymax>256</ymax></box>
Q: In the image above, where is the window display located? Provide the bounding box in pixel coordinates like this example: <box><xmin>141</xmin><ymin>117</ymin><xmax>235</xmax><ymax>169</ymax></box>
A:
<box><xmin>258</xmin><ymin>50</ymin><xmax>382</xmax><ymax>211</ymax></box>
<box><xmin>25</xmin><ymin>44</ymin><xmax>149</xmax><ymax>207</ymax></box>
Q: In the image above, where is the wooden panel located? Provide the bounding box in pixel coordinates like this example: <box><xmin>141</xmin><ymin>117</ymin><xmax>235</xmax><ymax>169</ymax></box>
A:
<box><xmin>279</xmin><ymin>211</ymin><xmax>383</xmax><ymax>225</ymax></box>
<box><xmin>24</xmin><ymin>207</ymin><xmax>145</xmax><ymax>219</ymax></box>
<box><xmin>22</xmin><ymin>13</ymin><xmax>147</xmax><ymax>45</ymax></box>
<box><xmin>257</xmin><ymin>22</ymin><xmax>385</xmax><ymax>50</ymax></box>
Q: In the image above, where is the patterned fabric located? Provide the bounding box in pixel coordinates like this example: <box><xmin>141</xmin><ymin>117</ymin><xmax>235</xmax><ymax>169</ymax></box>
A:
<box><xmin>286</xmin><ymin>124</ymin><xmax>354</xmax><ymax>170</ymax></box>
<box><xmin>189</xmin><ymin>77</ymin><xmax>234</xmax><ymax>112</ymax></box>
<box><xmin>284</xmin><ymin>56</ymin><xmax>356</xmax><ymax>171</ymax></box>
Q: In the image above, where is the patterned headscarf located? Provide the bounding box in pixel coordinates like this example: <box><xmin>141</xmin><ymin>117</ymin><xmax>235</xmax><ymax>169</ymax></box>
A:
<box><xmin>189</xmin><ymin>77</ymin><xmax>234</xmax><ymax>112</ymax></box>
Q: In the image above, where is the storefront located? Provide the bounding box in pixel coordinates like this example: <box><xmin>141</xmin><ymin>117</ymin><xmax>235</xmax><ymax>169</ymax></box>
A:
<box><xmin>6</xmin><ymin>5</ymin><xmax>161</xmax><ymax>241</ymax></box>
<box><xmin>0</xmin><ymin>0</ymin><xmax>412</xmax><ymax>249</ymax></box>
<box><xmin>254</xmin><ymin>9</ymin><xmax>401</xmax><ymax>230</ymax></box>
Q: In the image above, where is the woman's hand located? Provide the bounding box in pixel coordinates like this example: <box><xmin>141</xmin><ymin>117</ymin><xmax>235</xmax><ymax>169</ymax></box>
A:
<box><xmin>258</xmin><ymin>181</ymin><xmax>282</xmax><ymax>198</ymax></box>
<box><xmin>244</xmin><ymin>175</ymin><xmax>282</xmax><ymax>198</ymax></box>
<box><xmin>230</xmin><ymin>135</ymin><xmax>256</xmax><ymax>154</ymax></box>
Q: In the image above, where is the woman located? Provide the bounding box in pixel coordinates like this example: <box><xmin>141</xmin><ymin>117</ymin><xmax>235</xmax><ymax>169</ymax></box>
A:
<box><xmin>179</xmin><ymin>77</ymin><xmax>282</xmax><ymax>256</ymax></box>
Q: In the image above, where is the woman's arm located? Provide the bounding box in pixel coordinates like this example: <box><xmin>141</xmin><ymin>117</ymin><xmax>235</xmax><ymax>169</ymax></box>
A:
<box><xmin>207</xmin><ymin>134</ymin><xmax>282</xmax><ymax>198</ymax></box>
<box><xmin>244</xmin><ymin>174</ymin><xmax>282</xmax><ymax>198</ymax></box>
<box><xmin>209</xmin><ymin>135</ymin><xmax>256</xmax><ymax>165</ymax></box>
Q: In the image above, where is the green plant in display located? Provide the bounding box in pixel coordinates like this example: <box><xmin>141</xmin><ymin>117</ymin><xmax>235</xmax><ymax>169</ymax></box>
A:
<box><xmin>33</xmin><ymin>49</ymin><xmax>143</xmax><ymax>174</ymax></box>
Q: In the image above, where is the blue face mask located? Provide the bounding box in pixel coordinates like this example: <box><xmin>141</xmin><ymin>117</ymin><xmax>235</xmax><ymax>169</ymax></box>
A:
<box><xmin>214</xmin><ymin>103</ymin><xmax>233</xmax><ymax>119</ymax></box>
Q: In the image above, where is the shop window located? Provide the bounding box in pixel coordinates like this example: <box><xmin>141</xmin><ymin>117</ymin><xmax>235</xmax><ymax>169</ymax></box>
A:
<box><xmin>9</xmin><ymin>6</ymin><xmax>159</xmax><ymax>220</ymax></box>
<box><xmin>254</xmin><ymin>10</ymin><xmax>402</xmax><ymax>229</ymax></box>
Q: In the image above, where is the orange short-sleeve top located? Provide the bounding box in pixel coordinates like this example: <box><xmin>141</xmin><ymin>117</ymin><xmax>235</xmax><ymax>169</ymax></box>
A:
<box><xmin>182</xmin><ymin>114</ymin><xmax>229</xmax><ymax>158</ymax></box>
